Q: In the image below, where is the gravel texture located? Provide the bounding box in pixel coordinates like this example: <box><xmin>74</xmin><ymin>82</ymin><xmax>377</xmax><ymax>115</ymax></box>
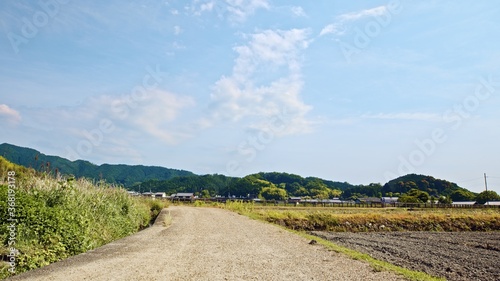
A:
<box><xmin>311</xmin><ymin>231</ymin><xmax>500</xmax><ymax>281</ymax></box>
<box><xmin>7</xmin><ymin>206</ymin><xmax>406</xmax><ymax>281</ymax></box>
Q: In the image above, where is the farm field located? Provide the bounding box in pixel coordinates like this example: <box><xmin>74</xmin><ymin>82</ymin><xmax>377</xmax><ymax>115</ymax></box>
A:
<box><xmin>220</xmin><ymin>203</ymin><xmax>500</xmax><ymax>281</ymax></box>
<box><xmin>248</xmin><ymin>206</ymin><xmax>500</xmax><ymax>232</ymax></box>
<box><xmin>311</xmin><ymin>231</ymin><xmax>500</xmax><ymax>281</ymax></box>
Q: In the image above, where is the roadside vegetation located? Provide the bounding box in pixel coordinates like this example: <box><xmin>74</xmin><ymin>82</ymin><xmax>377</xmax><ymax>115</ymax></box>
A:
<box><xmin>0</xmin><ymin>157</ymin><xmax>167</xmax><ymax>279</ymax></box>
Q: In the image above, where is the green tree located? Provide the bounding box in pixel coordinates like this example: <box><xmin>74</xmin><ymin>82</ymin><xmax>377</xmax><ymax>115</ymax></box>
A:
<box><xmin>438</xmin><ymin>195</ymin><xmax>452</xmax><ymax>204</ymax></box>
<box><xmin>295</xmin><ymin>186</ymin><xmax>309</xmax><ymax>197</ymax></box>
<box><xmin>418</xmin><ymin>192</ymin><xmax>430</xmax><ymax>203</ymax></box>
<box><xmin>475</xmin><ymin>190</ymin><xmax>500</xmax><ymax>204</ymax></box>
<box><xmin>306</xmin><ymin>180</ymin><xmax>336</xmax><ymax>199</ymax></box>
<box><xmin>260</xmin><ymin>187</ymin><xmax>287</xmax><ymax>200</ymax></box>
<box><xmin>450</xmin><ymin>189</ymin><xmax>476</xmax><ymax>201</ymax></box>
<box><xmin>398</xmin><ymin>189</ymin><xmax>430</xmax><ymax>203</ymax></box>
<box><xmin>329</xmin><ymin>189</ymin><xmax>342</xmax><ymax>198</ymax></box>
<box><xmin>200</xmin><ymin>189</ymin><xmax>211</xmax><ymax>198</ymax></box>
<box><xmin>398</xmin><ymin>194</ymin><xmax>421</xmax><ymax>203</ymax></box>
<box><xmin>407</xmin><ymin>188</ymin><xmax>430</xmax><ymax>203</ymax></box>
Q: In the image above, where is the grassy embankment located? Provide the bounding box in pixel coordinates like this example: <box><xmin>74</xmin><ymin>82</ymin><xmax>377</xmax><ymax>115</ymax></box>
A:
<box><xmin>0</xmin><ymin>157</ymin><xmax>167</xmax><ymax>279</ymax></box>
<box><xmin>198</xmin><ymin>200</ymin><xmax>499</xmax><ymax>281</ymax></box>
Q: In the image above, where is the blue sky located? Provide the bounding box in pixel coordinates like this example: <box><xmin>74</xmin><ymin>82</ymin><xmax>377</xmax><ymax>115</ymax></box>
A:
<box><xmin>1</xmin><ymin>0</ymin><xmax>499</xmax><ymax>193</ymax></box>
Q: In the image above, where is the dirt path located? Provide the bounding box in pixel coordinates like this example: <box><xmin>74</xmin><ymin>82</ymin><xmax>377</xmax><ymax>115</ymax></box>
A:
<box><xmin>311</xmin><ymin>231</ymin><xmax>500</xmax><ymax>281</ymax></box>
<box><xmin>8</xmin><ymin>206</ymin><xmax>406</xmax><ymax>281</ymax></box>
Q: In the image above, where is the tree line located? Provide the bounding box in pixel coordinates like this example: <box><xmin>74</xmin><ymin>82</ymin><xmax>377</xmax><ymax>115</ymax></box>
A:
<box><xmin>131</xmin><ymin>172</ymin><xmax>500</xmax><ymax>203</ymax></box>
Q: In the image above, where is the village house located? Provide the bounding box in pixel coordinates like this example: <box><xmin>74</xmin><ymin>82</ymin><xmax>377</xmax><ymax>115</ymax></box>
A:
<box><xmin>171</xmin><ymin>193</ymin><xmax>195</xmax><ymax>201</ymax></box>
<box><xmin>451</xmin><ymin>201</ymin><xmax>476</xmax><ymax>206</ymax></box>
<box><xmin>381</xmin><ymin>197</ymin><xmax>399</xmax><ymax>204</ymax></box>
<box><xmin>357</xmin><ymin>197</ymin><xmax>382</xmax><ymax>204</ymax></box>
<box><xmin>484</xmin><ymin>201</ymin><xmax>500</xmax><ymax>206</ymax></box>
<box><xmin>141</xmin><ymin>192</ymin><xmax>155</xmax><ymax>198</ymax></box>
<box><xmin>288</xmin><ymin>197</ymin><xmax>302</xmax><ymax>203</ymax></box>
<box><xmin>155</xmin><ymin>192</ymin><xmax>167</xmax><ymax>198</ymax></box>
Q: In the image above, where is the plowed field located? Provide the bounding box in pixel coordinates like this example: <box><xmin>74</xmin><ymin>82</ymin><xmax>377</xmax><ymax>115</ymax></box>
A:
<box><xmin>311</xmin><ymin>231</ymin><xmax>500</xmax><ymax>281</ymax></box>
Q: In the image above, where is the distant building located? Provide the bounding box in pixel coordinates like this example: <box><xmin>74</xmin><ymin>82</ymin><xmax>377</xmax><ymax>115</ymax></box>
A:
<box><xmin>288</xmin><ymin>197</ymin><xmax>302</xmax><ymax>203</ymax></box>
<box><xmin>484</xmin><ymin>201</ymin><xmax>500</xmax><ymax>206</ymax></box>
<box><xmin>171</xmin><ymin>193</ymin><xmax>194</xmax><ymax>201</ymax></box>
<box><xmin>141</xmin><ymin>192</ymin><xmax>155</xmax><ymax>198</ymax></box>
<box><xmin>127</xmin><ymin>191</ymin><xmax>140</xmax><ymax>196</ymax></box>
<box><xmin>357</xmin><ymin>197</ymin><xmax>382</xmax><ymax>204</ymax></box>
<box><xmin>155</xmin><ymin>192</ymin><xmax>167</xmax><ymax>198</ymax></box>
<box><xmin>323</xmin><ymin>198</ymin><xmax>343</xmax><ymax>204</ymax></box>
<box><xmin>381</xmin><ymin>197</ymin><xmax>398</xmax><ymax>204</ymax></box>
<box><xmin>452</xmin><ymin>201</ymin><xmax>476</xmax><ymax>206</ymax></box>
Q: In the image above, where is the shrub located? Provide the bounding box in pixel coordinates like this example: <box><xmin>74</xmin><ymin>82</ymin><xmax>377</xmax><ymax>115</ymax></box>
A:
<box><xmin>0</xmin><ymin>176</ymin><xmax>152</xmax><ymax>279</ymax></box>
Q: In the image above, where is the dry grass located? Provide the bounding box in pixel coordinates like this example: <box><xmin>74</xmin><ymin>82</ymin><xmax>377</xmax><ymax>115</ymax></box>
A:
<box><xmin>249</xmin><ymin>206</ymin><xmax>500</xmax><ymax>232</ymax></box>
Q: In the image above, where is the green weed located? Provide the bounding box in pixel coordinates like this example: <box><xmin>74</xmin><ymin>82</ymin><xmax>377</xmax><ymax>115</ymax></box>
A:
<box><xmin>0</xmin><ymin>175</ymin><xmax>155</xmax><ymax>279</ymax></box>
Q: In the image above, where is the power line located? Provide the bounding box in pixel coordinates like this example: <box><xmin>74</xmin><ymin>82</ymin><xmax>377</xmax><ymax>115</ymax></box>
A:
<box><xmin>456</xmin><ymin>177</ymin><xmax>484</xmax><ymax>183</ymax></box>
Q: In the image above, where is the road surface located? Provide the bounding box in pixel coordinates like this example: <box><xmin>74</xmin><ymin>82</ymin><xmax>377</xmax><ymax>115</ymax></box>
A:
<box><xmin>9</xmin><ymin>206</ymin><xmax>406</xmax><ymax>281</ymax></box>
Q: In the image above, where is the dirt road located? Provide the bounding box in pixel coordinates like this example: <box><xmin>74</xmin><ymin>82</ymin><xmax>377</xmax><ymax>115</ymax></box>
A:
<box><xmin>8</xmin><ymin>206</ymin><xmax>406</xmax><ymax>281</ymax></box>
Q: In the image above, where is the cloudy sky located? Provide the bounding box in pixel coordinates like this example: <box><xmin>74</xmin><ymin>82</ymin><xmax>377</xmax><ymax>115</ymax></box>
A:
<box><xmin>1</xmin><ymin>0</ymin><xmax>499</xmax><ymax>192</ymax></box>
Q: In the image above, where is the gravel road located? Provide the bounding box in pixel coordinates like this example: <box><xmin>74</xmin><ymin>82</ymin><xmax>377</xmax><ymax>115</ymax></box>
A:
<box><xmin>311</xmin><ymin>231</ymin><xmax>500</xmax><ymax>281</ymax></box>
<box><xmin>8</xmin><ymin>206</ymin><xmax>406</xmax><ymax>281</ymax></box>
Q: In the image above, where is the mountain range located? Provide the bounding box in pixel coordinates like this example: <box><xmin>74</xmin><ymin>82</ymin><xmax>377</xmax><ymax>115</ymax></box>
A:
<box><xmin>0</xmin><ymin>143</ymin><xmax>473</xmax><ymax>199</ymax></box>
<box><xmin>0</xmin><ymin>143</ymin><xmax>194</xmax><ymax>187</ymax></box>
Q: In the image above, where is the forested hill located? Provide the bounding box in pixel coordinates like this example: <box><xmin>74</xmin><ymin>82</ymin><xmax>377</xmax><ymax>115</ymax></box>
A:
<box><xmin>1</xmin><ymin>143</ymin><xmax>476</xmax><ymax>200</ymax></box>
<box><xmin>135</xmin><ymin>172</ymin><xmax>354</xmax><ymax>198</ymax></box>
<box><xmin>382</xmin><ymin>174</ymin><xmax>469</xmax><ymax>197</ymax></box>
<box><xmin>256</xmin><ymin>172</ymin><xmax>356</xmax><ymax>190</ymax></box>
<box><xmin>0</xmin><ymin>143</ymin><xmax>194</xmax><ymax>186</ymax></box>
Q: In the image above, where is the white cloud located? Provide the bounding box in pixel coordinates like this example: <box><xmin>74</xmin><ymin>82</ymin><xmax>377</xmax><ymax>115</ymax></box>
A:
<box><xmin>319</xmin><ymin>5</ymin><xmax>388</xmax><ymax>37</ymax></box>
<box><xmin>200</xmin><ymin>1</ymin><xmax>215</xmax><ymax>12</ymax></box>
<box><xmin>189</xmin><ymin>0</ymin><xmax>269</xmax><ymax>23</ymax></box>
<box><xmin>207</xmin><ymin>29</ymin><xmax>313</xmax><ymax>135</ymax></box>
<box><xmin>0</xmin><ymin>104</ymin><xmax>21</xmax><ymax>125</ymax></box>
<box><xmin>361</xmin><ymin>112</ymin><xmax>442</xmax><ymax>122</ymax></box>
<box><xmin>12</xmin><ymin>89</ymin><xmax>197</xmax><ymax>163</ymax></box>
<box><xmin>225</xmin><ymin>0</ymin><xmax>270</xmax><ymax>23</ymax></box>
<box><xmin>234</xmin><ymin>29</ymin><xmax>310</xmax><ymax>73</ymax></box>
<box><xmin>126</xmin><ymin>90</ymin><xmax>196</xmax><ymax>144</ymax></box>
<box><xmin>23</xmin><ymin>90</ymin><xmax>195</xmax><ymax>148</ymax></box>
<box><xmin>319</xmin><ymin>24</ymin><xmax>343</xmax><ymax>36</ymax></box>
<box><xmin>338</xmin><ymin>6</ymin><xmax>387</xmax><ymax>22</ymax></box>
<box><xmin>96</xmin><ymin>90</ymin><xmax>196</xmax><ymax>144</ymax></box>
<box><xmin>291</xmin><ymin>6</ymin><xmax>307</xmax><ymax>17</ymax></box>
<box><xmin>192</xmin><ymin>1</ymin><xmax>215</xmax><ymax>16</ymax></box>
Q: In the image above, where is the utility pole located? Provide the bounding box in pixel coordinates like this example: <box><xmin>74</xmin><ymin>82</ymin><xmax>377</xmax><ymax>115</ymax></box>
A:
<box><xmin>484</xmin><ymin>173</ymin><xmax>489</xmax><ymax>206</ymax></box>
<box><xmin>484</xmin><ymin>173</ymin><xmax>488</xmax><ymax>192</ymax></box>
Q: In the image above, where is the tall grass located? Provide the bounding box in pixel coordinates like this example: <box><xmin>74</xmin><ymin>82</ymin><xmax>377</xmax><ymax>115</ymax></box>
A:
<box><xmin>0</xmin><ymin>174</ymin><xmax>165</xmax><ymax>279</ymax></box>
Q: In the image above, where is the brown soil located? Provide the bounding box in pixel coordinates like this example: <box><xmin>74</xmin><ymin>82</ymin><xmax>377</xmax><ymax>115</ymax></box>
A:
<box><xmin>7</xmin><ymin>206</ymin><xmax>405</xmax><ymax>281</ymax></box>
<box><xmin>311</xmin><ymin>231</ymin><xmax>500</xmax><ymax>281</ymax></box>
